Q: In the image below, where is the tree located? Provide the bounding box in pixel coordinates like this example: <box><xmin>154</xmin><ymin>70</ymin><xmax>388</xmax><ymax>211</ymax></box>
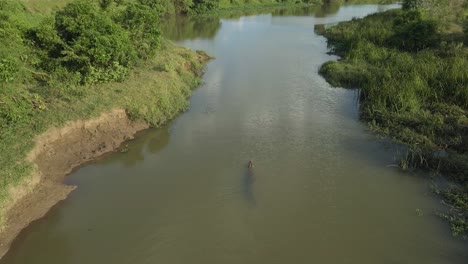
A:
<box><xmin>29</xmin><ymin>0</ymin><xmax>137</xmax><ymax>84</ymax></box>
<box><xmin>117</xmin><ymin>1</ymin><xmax>162</xmax><ymax>59</ymax></box>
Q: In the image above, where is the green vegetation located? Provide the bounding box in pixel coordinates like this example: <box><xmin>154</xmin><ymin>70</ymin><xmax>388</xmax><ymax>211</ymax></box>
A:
<box><xmin>21</xmin><ymin>0</ymin><xmax>74</xmax><ymax>13</ymax></box>
<box><xmin>0</xmin><ymin>0</ymin><xmax>211</xmax><ymax>226</ymax></box>
<box><xmin>197</xmin><ymin>0</ymin><xmax>320</xmax><ymax>13</ymax></box>
<box><xmin>1</xmin><ymin>0</ymin><xmax>324</xmax><ymax>230</ymax></box>
<box><xmin>86</xmin><ymin>0</ymin><xmax>321</xmax><ymax>16</ymax></box>
<box><xmin>319</xmin><ymin>0</ymin><xmax>468</xmax><ymax>237</ymax></box>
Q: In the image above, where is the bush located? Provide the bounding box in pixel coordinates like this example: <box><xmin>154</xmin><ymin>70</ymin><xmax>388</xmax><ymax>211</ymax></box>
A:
<box><xmin>402</xmin><ymin>0</ymin><xmax>423</xmax><ymax>10</ymax></box>
<box><xmin>135</xmin><ymin>0</ymin><xmax>175</xmax><ymax>15</ymax></box>
<box><xmin>390</xmin><ymin>10</ymin><xmax>439</xmax><ymax>51</ymax></box>
<box><xmin>116</xmin><ymin>1</ymin><xmax>162</xmax><ymax>60</ymax></box>
<box><xmin>191</xmin><ymin>0</ymin><xmax>219</xmax><ymax>13</ymax></box>
<box><xmin>28</xmin><ymin>0</ymin><xmax>137</xmax><ymax>84</ymax></box>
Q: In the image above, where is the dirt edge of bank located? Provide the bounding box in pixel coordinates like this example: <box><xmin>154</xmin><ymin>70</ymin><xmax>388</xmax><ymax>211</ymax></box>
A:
<box><xmin>0</xmin><ymin>109</ymin><xmax>149</xmax><ymax>259</ymax></box>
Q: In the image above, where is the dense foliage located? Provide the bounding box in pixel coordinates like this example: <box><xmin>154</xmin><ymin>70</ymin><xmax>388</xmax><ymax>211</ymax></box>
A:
<box><xmin>26</xmin><ymin>0</ymin><xmax>165</xmax><ymax>85</ymax></box>
<box><xmin>152</xmin><ymin>0</ymin><xmax>319</xmax><ymax>15</ymax></box>
<box><xmin>0</xmin><ymin>0</ymin><xmax>166</xmax><ymax>88</ymax></box>
<box><xmin>116</xmin><ymin>1</ymin><xmax>162</xmax><ymax>59</ymax></box>
<box><xmin>1</xmin><ymin>0</ymin><xmax>320</xmax><ymax>85</ymax></box>
<box><xmin>31</xmin><ymin>1</ymin><xmax>134</xmax><ymax>84</ymax></box>
<box><xmin>319</xmin><ymin>0</ymin><xmax>468</xmax><ymax>237</ymax></box>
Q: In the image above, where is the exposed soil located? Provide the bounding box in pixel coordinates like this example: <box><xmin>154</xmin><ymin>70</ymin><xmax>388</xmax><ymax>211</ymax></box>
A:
<box><xmin>0</xmin><ymin>109</ymin><xmax>149</xmax><ymax>259</ymax></box>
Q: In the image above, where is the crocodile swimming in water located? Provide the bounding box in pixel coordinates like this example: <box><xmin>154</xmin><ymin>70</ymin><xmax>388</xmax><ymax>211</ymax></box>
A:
<box><xmin>244</xmin><ymin>160</ymin><xmax>255</xmax><ymax>205</ymax></box>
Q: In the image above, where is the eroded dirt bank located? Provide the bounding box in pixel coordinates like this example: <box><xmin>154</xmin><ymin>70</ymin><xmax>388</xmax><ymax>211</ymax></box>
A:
<box><xmin>0</xmin><ymin>109</ymin><xmax>149</xmax><ymax>259</ymax></box>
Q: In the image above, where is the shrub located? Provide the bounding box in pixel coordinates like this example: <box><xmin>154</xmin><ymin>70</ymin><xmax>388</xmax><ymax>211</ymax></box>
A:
<box><xmin>28</xmin><ymin>0</ymin><xmax>137</xmax><ymax>84</ymax></box>
<box><xmin>173</xmin><ymin>0</ymin><xmax>194</xmax><ymax>14</ymax></box>
<box><xmin>191</xmin><ymin>0</ymin><xmax>219</xmax><ymax>13</ymax></box>
<box><xmin>390</xmin><ymin>10</ymin><xmax>439</xmax><ymax>51</ymax></box>
<box><xmin>116</xmin><ymin>1</ymin><xmax>162</xmax><ymax>60</ymax></box>
<box><xmin>402</xmin><ymin>0</ymin><xmax>423</xmax><ymax>10</ymax></box>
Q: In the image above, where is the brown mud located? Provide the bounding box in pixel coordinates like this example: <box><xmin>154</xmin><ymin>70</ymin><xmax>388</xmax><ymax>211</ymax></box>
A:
<box><xmin>0</xmin><ymin>109</ymin><xmax>149</xmax><ymax>259</ymax></box>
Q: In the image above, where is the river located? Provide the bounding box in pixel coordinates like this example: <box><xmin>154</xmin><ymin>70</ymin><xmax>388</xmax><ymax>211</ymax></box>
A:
<box><xmin>2</xmin><ymin>3</ymin><xmax>467</xmax><ymax>264</ymax></box>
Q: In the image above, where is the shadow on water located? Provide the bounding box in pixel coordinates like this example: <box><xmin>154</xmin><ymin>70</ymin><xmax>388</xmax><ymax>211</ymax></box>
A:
<box><xmin>94</xmin><ymin>126</ymin><xmax>171</xmax><ymax>168</ymax></box>
<box><xmin>243</xmin><ymin>162</ymin><xmax>256</xmax><ymax>206</ymax></box>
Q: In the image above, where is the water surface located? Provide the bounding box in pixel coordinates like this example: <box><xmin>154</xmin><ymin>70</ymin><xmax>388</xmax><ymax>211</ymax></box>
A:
<box><xmin>3</xmin><ymin>3</ymin><xmax>467</xmax><ymax>264</ymax></box>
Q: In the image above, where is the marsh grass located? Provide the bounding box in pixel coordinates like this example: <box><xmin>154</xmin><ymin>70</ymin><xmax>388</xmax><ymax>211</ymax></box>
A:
<box><xmin>319</xmin><ymin>6</ymin><xmax>468</xmax><ymax>236</ymax></box>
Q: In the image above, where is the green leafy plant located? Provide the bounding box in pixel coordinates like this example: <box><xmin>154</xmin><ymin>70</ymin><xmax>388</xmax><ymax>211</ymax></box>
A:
<box><xmin>116</xmin><ymin>1</ymin><xmax>162</xmax><ymax>60</ymax></box>
<box><xmin>28</xmin><ymin>0</ymin><xmax>137</xmax><ymax>84</ymax></box>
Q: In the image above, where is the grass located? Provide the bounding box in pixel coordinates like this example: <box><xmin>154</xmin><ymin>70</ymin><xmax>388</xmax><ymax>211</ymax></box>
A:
<box><xmin>0</xmin><ymin>40</ymin><xmax>209</xmax><ymax>223</ymax></box>
<box><xmin>21</xmin><ymin>0</ymin><xmax>73</xmax><ymax>13</ymax></box>
<box><xmin>318</xmin><ymin>6</ymin><xmax>468</xmax><ymax>237</ymax></box>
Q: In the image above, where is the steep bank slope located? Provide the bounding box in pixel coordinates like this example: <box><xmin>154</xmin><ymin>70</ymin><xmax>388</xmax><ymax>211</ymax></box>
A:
<box><xmin>0</xmin><ymin>42</ymin><xmax>210</xmax><ymax>258</ymax></box>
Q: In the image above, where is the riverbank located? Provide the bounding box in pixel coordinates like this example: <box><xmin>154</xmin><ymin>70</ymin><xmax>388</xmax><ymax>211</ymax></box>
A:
<box><xmin>0</xmin><ymin>40</ymin><xmax>210</xmax><ymax>258</ymax></box>
<box><xmin>0</xmin><ymin>109</ymin><xmax>148</xmax><ymax>259</ymax></box>
<box><xmin>318</xmin><ymin>1</ymin><xmax>468</xmax><ymax>237</ymax></box>
<box><xmin>0</xmin><ymin>0</ymin><xmax>321</xmax><ymax>257</ymax></box>
<box><xmin>0</xmin><ymin>0</ymin><xmax>212</xmax><ymax>255</ymax></box>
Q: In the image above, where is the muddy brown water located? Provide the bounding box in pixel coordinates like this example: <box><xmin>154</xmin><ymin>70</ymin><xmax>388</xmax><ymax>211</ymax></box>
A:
<box><xmin>3</xmin><ymin>4</ymin><xmax>468</xmax><ymax>264</ymax></box>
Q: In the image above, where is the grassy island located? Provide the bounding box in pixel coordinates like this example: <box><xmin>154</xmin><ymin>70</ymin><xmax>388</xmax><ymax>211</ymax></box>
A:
<box><xmin>319</xmin><ymin>0</ymin><xmax>468</xmax><ymax>237</ymax></box>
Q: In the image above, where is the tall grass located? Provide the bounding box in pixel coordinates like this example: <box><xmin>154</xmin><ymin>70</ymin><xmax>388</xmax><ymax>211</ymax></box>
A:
<box><xmin>319</xmin><ymin>6</ymin><xmax>468</xmax><ymax>236</ymax></box>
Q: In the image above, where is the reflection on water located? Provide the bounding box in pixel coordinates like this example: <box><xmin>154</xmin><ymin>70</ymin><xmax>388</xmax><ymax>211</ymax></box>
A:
<box><xmin>3</xmin><ymin>2</ymin><xmax>468</xmax><ymax>264</ymax></box>
<box><xmin>243</xmin><ymin>163</ymin><xmax>256</xmax><ymax>206</ymax></box>
<box><xmin>97</xmin><ymin>127</ymin><xmax>171</xmax><ymax>168</ymax></box>
<box><xmin>161</xmin><ymin>16</ymin><xmax>222</xmax><ymax>41</ymax></box>
<box><xmin>162</xmin><ymin>1</ymin><xmax>399</xmax><ymax>41</ymax></box>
